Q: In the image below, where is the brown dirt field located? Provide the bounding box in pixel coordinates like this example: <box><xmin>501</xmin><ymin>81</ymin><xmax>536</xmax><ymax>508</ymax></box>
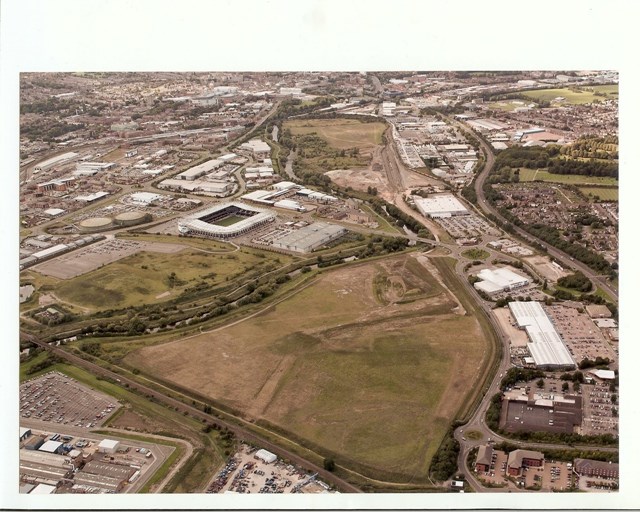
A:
<box><xmin>126</xmin><ymin>253</ymin><xmax>489</xmax><ymax>477</ymax></box>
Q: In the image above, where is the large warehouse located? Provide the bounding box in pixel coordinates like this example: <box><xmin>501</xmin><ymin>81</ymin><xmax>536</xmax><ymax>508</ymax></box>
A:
<box><xmin>34</xmin><ymin>152</ymin><xmax>79</xmax><ymax>172</ymax></box>
<box><xmin>508</xmin><ymin>301</ymin><xmax>575</xmax><ymax>369</ymax></box>
<box><xmin>271</xmin><ymin>222</ymin><xmax>346</xmax><ymax>253</ymax></box>
<box><xmin>414</xmin><ymin>194</ymin><xmax>469</xmax><ymax>218</ymax></box>
<box><xmin>474</xmin><ymin>267</ymin><xmax>530</xmax><ymax>295</ymax></box>
<box><xmin>178</xmin><ymin>202</ymin><xmax>276</xmax><ymax>239</ymax></box>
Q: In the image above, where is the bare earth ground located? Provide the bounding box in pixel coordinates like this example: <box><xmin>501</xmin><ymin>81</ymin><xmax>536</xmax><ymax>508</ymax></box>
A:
<box><xmin>493</xmin><ymin>307</ymin><xmax>529</xmax><ymax>347</ymax></box>
<box><xmin>523</xmin><ymin>255</ymin><xmax>572</xmax><ymax>283</ymax></box>
<box><xmin>127</xmin><ymin>253</ymin><xmax>489</xmax><ymax>478</ymax></box>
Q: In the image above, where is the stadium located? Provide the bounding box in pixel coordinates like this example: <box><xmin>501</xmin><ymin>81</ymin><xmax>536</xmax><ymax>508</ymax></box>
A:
<box><xmin>178</xmin><ymin>201</ymin><xmax>276</xmax><ymax>239</ymax></box>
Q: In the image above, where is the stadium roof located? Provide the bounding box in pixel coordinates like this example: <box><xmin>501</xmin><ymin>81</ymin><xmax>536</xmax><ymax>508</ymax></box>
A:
<box><xmin>178</xmin><ymin>201</ymin><xmax>276</xmax><ymax>237</ymax></box>
<box><xmin>509</xmin><ymin>301</ymin><xmax>575</xmax><ymax>368</ymax></box>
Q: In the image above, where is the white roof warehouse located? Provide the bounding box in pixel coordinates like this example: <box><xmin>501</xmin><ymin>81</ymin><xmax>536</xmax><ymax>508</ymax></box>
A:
<box><xmin>508</xmin><ymin>301</ymin><xmax>575</xmax><ymax>369</ymax></box>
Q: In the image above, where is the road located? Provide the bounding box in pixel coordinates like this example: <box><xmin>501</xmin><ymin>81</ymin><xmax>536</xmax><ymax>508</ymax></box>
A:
<box><xmin>448</xmin><ymin>115</ymin><xmax>618</xmax><ymax>304</ymax></box>
<box><xmin>440</xmin><ymin>120</ymin><xmax>620</xmax><ymax>491</ymax></box>
<box><xmin>25</xmin><ymin>335</ymin><xmax>363</xmax><ymax>493</ymax></box>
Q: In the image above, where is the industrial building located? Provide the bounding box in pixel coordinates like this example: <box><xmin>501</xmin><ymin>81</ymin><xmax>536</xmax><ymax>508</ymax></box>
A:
<box><xmin>176</xmin><ymin>159</ymin><xmax>224</xmax><ymax>180</ymax></box>
<box><xmin>20</xmin><ymin>427</ymin><xmax>32</xmax><ymax>442</ymax></box>
<box><xmin>238</xmin><ymin>138</ymin><xmax>271</xmax><ymax>159</ymax></box>
<box><xmin>34</xmin><ymin>152</ymin><xmax>79</xmax><ymax>172</ymax></box>
<box><xmin>414</xmin><ymin>195</ymin><xmax>469</xmax><ymax>218</ymax></box>
<box><xmin>75</xmin><ymin>162</ymin><xmax>115</xmax><ymax>173</ymax></box>
<box><xmin>506</xmin><ymin>450</ymin><xmax>544</xmax><ymax>476</ymax></box>
<box><xmin>474</xmin><ymin>267</ymin><xmax>530</xmax><ymax>295</ymax></box>
<box><xmin>508</xmin><ymin>301</ymin><xmax>575</xmax><ymax>369</ymax></box>
<box><xmin>501</xmin><ymin>392</ymin><xmax>582</xmax><ymax>434</ymax></box>
<box><xmin>39</xmin><ymin>440</ymin><xmax>64</xmax><ymax>454</ymax></box>
<box><xmin>178</xmin><ymin>202</ymin><xmax>276</xmax><ymax>239</ymax></box>
<box><xmin>97</xmin><ymin>439</ymin><xmax>120</xmax><ymax>454</ymax></box>
<box><xmin>279</xmin><ymin>87</ymin><xmax>303</xmax><ymax>96</ymax></box>
<box><xmin>129</xmin><ymin>192</ymin><xmax>163</xmax><ymax>205</ymax></box>
<box><xmin>75</xmin><ymin>191</ymin><xmax>109</xmax><ymax>203</ymax></box>
<box><xmin>273</xmin><ymin>199</ymin><xmax>306</xmax><ymax>212</ymax></box>
<box><xmin>254</xmin><ymin>449</ymin><xmax>277</xmax><ymax>464</ymax></box>
<box><xmin>271</xmin><ymin>222</ymin><xmax>346</xmax><ymax>253</ymax></box>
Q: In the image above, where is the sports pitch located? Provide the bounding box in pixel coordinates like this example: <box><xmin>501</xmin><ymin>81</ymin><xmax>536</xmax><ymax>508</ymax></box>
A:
<box><xmin>126</xmin><ymin>253</ymin><xmax>490</xmax><ymax>480</ymax></box>
<box><xmin>211</xmin><ymin>214</ymin><xmax>249</xmax><ymax>227</ymax></box>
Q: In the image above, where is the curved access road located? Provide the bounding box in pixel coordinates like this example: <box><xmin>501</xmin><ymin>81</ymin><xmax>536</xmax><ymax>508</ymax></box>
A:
<box><xmin>446</xmin><ymin>115</ymin><xmax>618</xmax><ymax>304</ymax></box>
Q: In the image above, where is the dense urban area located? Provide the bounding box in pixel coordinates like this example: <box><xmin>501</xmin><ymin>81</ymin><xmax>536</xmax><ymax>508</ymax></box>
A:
<box><xmin>18</xmin><ymin>71</ymin><xmax>619</xmax><ymax>496</ymax></box>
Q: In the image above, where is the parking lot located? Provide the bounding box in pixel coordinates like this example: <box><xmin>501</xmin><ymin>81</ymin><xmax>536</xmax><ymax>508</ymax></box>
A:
<box><xmin>476</xmin><ymin>450</ymin><xmax>574</xmax><ymax>491</ymax></box>
<box><xmin>436</xmin><ymin>213</ymin><xmax>501</xmax><ymax>239</ymax></box>
<box><xmin>206</xmin><ymin>443</ymin><xmax>333</xmax><ymax>494</ymax></box>
<box><xmin>520</xmin><ymin>460</ymin><xmax>574</xmax><ymax>491</ymax></box>
<box><xmin>32</xmin><ymin>238</ymin><xmax>185</xmax><ymax>279</ymax></box>
<box><xmin>20</xmin><ymin>371</ymin><xmax>120</xmax><ymax>428</ymax></box>
<box><xmin>545</xmin><ymin>305</ymin><xmax>617</xmax><ymax>367</ymax></box>
<box><xmin>581</xmin><ymin>383</ymin><xmax>619</xmax><ymax>436</ymax></box>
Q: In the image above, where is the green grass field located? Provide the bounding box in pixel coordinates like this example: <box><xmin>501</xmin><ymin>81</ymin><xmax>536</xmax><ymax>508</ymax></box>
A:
<box><xmin>54</xmin><ymin>249</ymin><xmax>271</xmax><ymax>311</ymax></box>
<box><xmin>518</xmin><ymin>168</ymin><xmax>619</xmax><ymax>187</ymax></box>
<box><xmin>521</xmin><ymin>86</ymin><xmax>618</xmax><ymax>105</ymax></box>
<box><xmin>578</xmin><ymin>187</ymin><xmax>618</xmax><ymax>202</ymax></box>
<box><xmin>127</xmin><ymin>253</ymin><xmax>489</xmax><ymax>481</ymax></box>
<box><xmin>211</xmin><ymin>215</ymin><xmax>248</xmax><ymax>227</ymax></box>
<box><xmin>285</xmin><ymin>118</ymin><xmax>386</xmax><ymax>149</ymax></box>
<box><xmin>462</xmin><ymin>248</ymin><xmax>490</xmax><ymax>260</ymax></box>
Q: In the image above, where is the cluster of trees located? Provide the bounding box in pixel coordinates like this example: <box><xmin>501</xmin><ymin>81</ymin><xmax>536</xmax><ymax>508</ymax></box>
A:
<box><xmin>355</xmin><ymin>237</ymin><xmax>410</xmax><ymax>259</ymax></box>
<box><xmin>548</xmin><ymin>158</ymin><xmax>617</xmax><ymax>178</ymax></box>
<box><xmin>369</xmin><ymin>198</ymin><xmax>432</xmax><ymax>237</ymax></box>
<box><xmin>166</xmin><ymin>271</ymin><xmax>186</xmax><ymax>288</ymax></box>
<box><xmin>560</xmin><ymin>371</ymin><xmax>585</xmax><ymax>383</ymax></box>
<box><xmin>557</xmin><ymin>271</ymin><xmax>592</xmax><ymax>292</ymax></box>
<box><xmin>493</xmin><ymin>441</ymin><xmax>618</xmax><ymax>463</ymax></box>
<box><xmin>504</xmin><ymin>429</ymin><xmax>618</xmax><ymax>447</ymax></box>
<box><xmin>487</xmin><ymin>166</ymin><xmax>520</xmax><ymax>184</ymax></box>
<box><xmin>22</xmin><ymin>121</ymin><xmax>86</xmax><ymax>142</ymax></box>
<box><xmin>500</xmin><ymin>367</ymin><xmax>545</xmax><ymax>391</ymax></box>
<box><xmin>559</xmin><ymin>136</ymin><xmax>618</xmax><ymax>159</ymax></box>
<box><xmin>26</xmin><ymin>354</ymin><xmax>61</xmax><ymax>375</ymax></box>
<box><xmin>494</xmin><ymin>146</ymin><xmax>551</xmax><ymax>170</ymax></box>
<box><xmin>429</xmin><ymin>425</ymin><xmax>460</xmax><ymax>481</ymax></box>
<box><xmin>20</xmin><ymin>97</ymin><xmax>78</xmax><ymax>115</ymax></box>
<box><xmin>578</xmin><ymin>356</ymin><xmax>611</xmax><ymax>370</ymax></box>
<box><xmin>485</xmin><ymin>392</ymin><xmax>503</xmax><ymax>431</ymax></box>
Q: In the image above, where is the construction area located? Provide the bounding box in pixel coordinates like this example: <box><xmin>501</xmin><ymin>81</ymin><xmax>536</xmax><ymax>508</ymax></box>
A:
<box><xmin>206</xmin><ymin>444</ymin><xmax>335</xmax><ymax>494</ymax></box>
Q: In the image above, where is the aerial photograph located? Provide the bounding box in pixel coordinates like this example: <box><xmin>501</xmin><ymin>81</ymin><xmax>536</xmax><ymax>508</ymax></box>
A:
<box><xmin>15</xmin><ymin>70</ymin><xmax>621</xmax><ymax>500</ymax></box>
